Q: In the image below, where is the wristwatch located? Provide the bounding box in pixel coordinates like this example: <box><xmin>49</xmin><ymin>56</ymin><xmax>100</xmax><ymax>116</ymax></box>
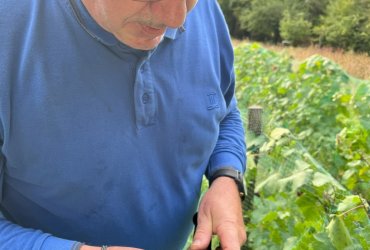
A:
<box><xmin>209</xmin><ymin>168</ymin><xmax>246</xmax><ymax>201</ymax></box>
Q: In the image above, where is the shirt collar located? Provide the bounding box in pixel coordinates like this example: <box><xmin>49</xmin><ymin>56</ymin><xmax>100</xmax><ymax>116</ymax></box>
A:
<box><xmin>164</xmin><ymin>28</ymin><xmax>178</xmax><ymax>40</ymax></box>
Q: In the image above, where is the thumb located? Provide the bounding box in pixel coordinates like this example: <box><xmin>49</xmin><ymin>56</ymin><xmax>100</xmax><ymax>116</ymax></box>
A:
<box><xmin>189</xmin><ymin>213</ymin><xmax>212</xmax><ymax>250</ymax></box>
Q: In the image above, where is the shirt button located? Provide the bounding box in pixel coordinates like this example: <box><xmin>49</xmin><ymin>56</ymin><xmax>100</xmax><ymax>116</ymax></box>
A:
<box><xmin>142</xmin><ymin>93</ymin><xmax>150</xmax><ymax>104</ymax></box>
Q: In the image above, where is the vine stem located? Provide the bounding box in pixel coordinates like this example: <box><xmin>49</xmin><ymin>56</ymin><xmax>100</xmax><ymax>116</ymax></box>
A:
<box><xmin>338</xmin><ymin>205</ymin><xmax>366</xmax><ymax>217</ymax></box>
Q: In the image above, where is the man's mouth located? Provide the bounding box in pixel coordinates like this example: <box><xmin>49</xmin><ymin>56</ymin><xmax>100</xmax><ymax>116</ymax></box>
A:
<box><xmin>140</xmin><ymin>24</ymin><xmax>165</xmax><ymax>37</ymax></box>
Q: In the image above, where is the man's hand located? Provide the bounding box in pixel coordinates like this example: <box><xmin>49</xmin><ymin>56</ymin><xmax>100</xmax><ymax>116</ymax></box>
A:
<box><xmin>189</xmin><ymin>177</ymin><xmax>246</xmax><ymax>250</ymax></box>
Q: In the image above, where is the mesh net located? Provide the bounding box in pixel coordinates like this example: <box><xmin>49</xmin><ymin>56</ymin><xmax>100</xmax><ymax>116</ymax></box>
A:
<box><xmin>240</xmin><ymin>106</ymin><xmax>370</xmax><ymax>250</ymax></box>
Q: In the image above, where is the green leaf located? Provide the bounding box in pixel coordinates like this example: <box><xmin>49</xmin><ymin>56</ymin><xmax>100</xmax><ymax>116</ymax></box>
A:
<box><xmin>270</xmin><ymin>128</ymin><xmax>291</xmax><ymax>140</ymax></box>
<box><xmin>260</xmin><ymin>140</ymin><xmax>276</xmax><ymax>153</ymax></box>
<box><xmin>278</xmin><ymin>169</ymin><xmax>313</xmax><ymax>192</ymax></box>
<box><xmin>327</xmin><ymin>215</ymin><xmax>354</xmax><ymax>249</ymax></box>
<box><xmin>295</xmin><ymin>159</ymin><xmax>311</xmax><ymax>171</ymax></box>
<box><xmin>337</xmin><ymin>195</ymin><xmax>362</xmax><ymax>213</ymax></box>
<box><xmin>312</xmin><ymin>172</ymin><xmax>344</xmax><ymax>190</ymax></box>
<box><xmin>283</xmin><ymin>237</ymin><xmax>297</xmax><ymax>250</ymax></box>
<box><xmin>342</xmin><ymin>169</ymin><xmax>356</xmax><ymax>180</ymax></box>
<box><xmin>297</xmin><ymin>129</ymin><xmax>313</xmax><ymax>139</ymax></box>
<box><xmin>255</xmin><ymin>173</ymin><xmax>281</xmax><ymax>193</ymax></box>
<box><xmin>347</xmin><ymin>160</ymin><xmax>362</xmax><ymax>167</ymax></box>
<box><xmin>312</xmin><ymin>172</ymin><xmax>332</xmax><ymax>186</ymax></box>
<box><xmin>246</xmin><ymin>135</ymin><xmax>266</xmax><ymax>153</ymax></box>
<box><xmin>296</xmin><ymin>193</ymin><xmax>324</xmax><ymax>221</ymax></box>
<box><xmin>312</xmin><ymin>233</ymin><xmax>336</xmax><ymax>250</ymax></box>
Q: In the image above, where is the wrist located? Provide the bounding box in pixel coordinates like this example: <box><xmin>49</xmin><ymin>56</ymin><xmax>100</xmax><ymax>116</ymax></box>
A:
<box><xmin>209</xmin><ymin>168</ymin><xmax>245</xmax><ymax>200</ymax></box>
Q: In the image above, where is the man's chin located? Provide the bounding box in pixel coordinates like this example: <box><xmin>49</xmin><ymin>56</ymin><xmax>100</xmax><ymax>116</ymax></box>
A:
<box><xmin>123</xmin><ymin>36</ymin><xmax>164</xmax><ymax>51</ymax></box>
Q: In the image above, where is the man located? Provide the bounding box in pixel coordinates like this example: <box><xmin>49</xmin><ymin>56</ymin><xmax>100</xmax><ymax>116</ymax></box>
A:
<box><xmin>0</xmin><ymin>0</ymin><xmax>246</xmax><ymax>249</ymax></box>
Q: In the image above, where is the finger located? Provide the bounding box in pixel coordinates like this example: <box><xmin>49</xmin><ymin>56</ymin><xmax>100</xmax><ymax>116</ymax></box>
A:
<box><xmin>216</xmin><ymin>223</ymin><xmax>241</xmax><ymax>250</ymax></box>
<box><xmin>189</xmin><ymin>213</ymin><xmax>213</xmax><ymax>250</ymax></box>
<box><xmin>109</xmin><ymin>247</ymin><xmax>144</xmax><ymax>250</ymax></box>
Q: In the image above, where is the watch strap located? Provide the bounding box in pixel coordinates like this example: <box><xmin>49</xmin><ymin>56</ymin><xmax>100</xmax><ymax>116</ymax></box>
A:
<box><xmin>209</xmin><ymin>168</ymin><xmax>246</xmax><ymax>200</ymax></box>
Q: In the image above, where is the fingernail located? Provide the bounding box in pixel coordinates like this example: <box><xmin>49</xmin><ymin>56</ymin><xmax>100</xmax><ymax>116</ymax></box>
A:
<box><xmin>192</xmin><ymin>239</ymin><xmax>201</xmax><ymax>245</ymax></box>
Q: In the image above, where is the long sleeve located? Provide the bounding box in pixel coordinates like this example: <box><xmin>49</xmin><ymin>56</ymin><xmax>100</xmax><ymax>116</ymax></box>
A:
<box><xmin>0</xmin><ymin>152</ymin><xmax>78</xmax><ymax>250</ymax></box>
<box><xmin>0</xmin><ymin>217</ymin><xmax>78</xmax><ymax>250</ymax></box>
<box><xmin>204</xmin><ymin>0</ymin><xmax>247</xmax><ymax>178</ymax></box>
<box><xmin>206</xmin><ymin>96</ymin><xmax>247</xmax><ymax>178</ymax></box>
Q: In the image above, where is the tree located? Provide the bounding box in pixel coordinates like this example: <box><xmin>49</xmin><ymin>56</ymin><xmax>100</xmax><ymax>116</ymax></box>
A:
<box><xmin>218</xmin><ymin>0</ymin><xmax>250</xmax><ymax>38</ymax></box>
<box><xmin>280</xmin><ymin>11</ymin><xmax>313</xmax><ymax>46</ymax></box>
<box><xmin>242</xmin><ymin>0</ymin><xmax>285</xmax><ymax>43</ymax></box>
<box><xmin>303</xmin><ymin>0</ymin><xmax>330</xmax><ymax>25</ymax></box>
<box><xmin>315</xmin><ymin>0</ymin><xmax>370</xmax><ymax>53</ymax></box>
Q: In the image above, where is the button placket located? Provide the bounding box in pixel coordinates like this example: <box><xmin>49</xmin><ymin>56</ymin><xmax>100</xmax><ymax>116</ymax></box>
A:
<box><xmin>134</xmin><ymin>60</ymin><xmax>156</xmax><ymax>128</ymax></box>
<box><xmin>141</xmin><ymin>92</ymin><xmax>150</xmax><ymax>104</ymax></box>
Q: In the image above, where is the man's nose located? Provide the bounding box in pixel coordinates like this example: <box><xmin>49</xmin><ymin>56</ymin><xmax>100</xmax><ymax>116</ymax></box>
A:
<box><xmin>154</xmin><ymin>0</ymin><xmax>187</xmax><ymax>28</ymax></box>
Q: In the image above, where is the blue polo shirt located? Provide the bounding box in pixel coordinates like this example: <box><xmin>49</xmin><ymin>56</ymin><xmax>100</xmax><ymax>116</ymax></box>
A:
<box><xmin>0</xmin><ymin>0</ymin><xmax>246</xmax><ymax>249</ymax></box>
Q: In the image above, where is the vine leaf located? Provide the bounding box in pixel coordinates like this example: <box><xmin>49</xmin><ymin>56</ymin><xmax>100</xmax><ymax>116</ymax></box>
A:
<box><xmin>278</xmin><ymin>168</ymin><xmax>313</xmax><ymax>192</ymax></box>
<box><xmin>312</xmin><ymin>172</ymin><xmax>345</xmax><ymax>190</ymax></box>
<box><xmin>327</xmin><ymin>215</ymin><xmax>354</xmax><ymax>249</ymax></box>
<box><xmin>337</xmin><ymin>195</ymin><xmax>362</xmax><ymax>213</ymax></box>
<box><xmin>270</xmin><ymin>127</ymin><xmax>291</xmax><ymax>140</ymax></box>
<box><xmin>255</xmin><ymin>173</ymin><xmax>280</xmax><ymax>193</ymax></box>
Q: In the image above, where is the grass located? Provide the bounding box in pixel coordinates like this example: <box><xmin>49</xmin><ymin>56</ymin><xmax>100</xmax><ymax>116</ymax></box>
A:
<box><xmin>233</xmin><ymin>40</ymin><xmax>370</xmax><ymax>80</ymax></box>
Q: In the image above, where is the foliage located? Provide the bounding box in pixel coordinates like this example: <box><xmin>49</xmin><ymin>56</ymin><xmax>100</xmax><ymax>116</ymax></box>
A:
<box><xmin>218</xmin><ymin>0</ymin><xmax>370</xmax><ymax>53</ymax></box>
<box><xmin>280</xmin><ymin>11</ymin><xmax>312</xmax><ymax>46</ymax></box>
<box><xmin>243</xmin><ymin>128</ymin><xmax>369</xmax><ymax>249</ymax></box>
<box><xmin>235</xmin><ymin>43</ymin><xmax>370</xmax><ymax>197</ymax></box>
<box><xmin>218</xmin><ymin>0</ymin><xmax>327</xmax><ymax>43</ymax></box>
<box><xmin>217</xmin><ymin>0</ymin><xmax>250</xmax><ymax>38</ymax></box>
<box><xmin>237</xmin><ymin>44</ymin><xmax>341</xmax><ymax>176</ymax></box>
<box><xmin>242</xmin><ymin>0</ymin><xmax>285</xmax><ymax>43</ymax></box>
<box><xmin>301</xmin><ymin>0</ymin><xmax>330</xmax><ymax>26</ymax></box>
<box><xmin>315</xmin><ymin>0</ymin><xmax>370</xmax><ymax>54</ymax></box>
<box><xmin>334</xmin><ymin>81</ymin><xmax>370</xmax><ymax>202</ymax></box>
<box><xmin>234</xmin><ymin>43</ymin><xmax>370</xmax><ymax>249</ymax></box>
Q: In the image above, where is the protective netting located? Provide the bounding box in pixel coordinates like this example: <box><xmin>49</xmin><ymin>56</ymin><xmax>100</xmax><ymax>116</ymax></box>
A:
<box><xmin>240</xmin><ymin>107</ymin><xmax>370</xmax><ymax>250</ymax></box>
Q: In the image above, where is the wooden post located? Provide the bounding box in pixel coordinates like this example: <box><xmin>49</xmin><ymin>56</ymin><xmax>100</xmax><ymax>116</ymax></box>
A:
<box><xmin>248</xmin><ymin>105</ymin><xmax>263</xmax><ymax>137</ymax></box>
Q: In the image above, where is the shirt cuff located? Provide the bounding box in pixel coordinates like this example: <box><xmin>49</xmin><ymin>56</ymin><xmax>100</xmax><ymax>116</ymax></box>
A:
<box><xmin>208</xmin><ymin>151</ymin><xmax>245</xmax><ymax>178</ymax></box>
